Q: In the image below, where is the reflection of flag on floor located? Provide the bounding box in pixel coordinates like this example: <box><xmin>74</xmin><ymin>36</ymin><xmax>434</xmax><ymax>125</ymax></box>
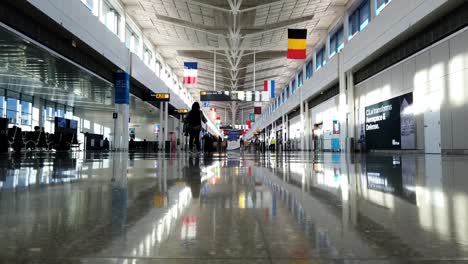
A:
<box><xmin>183</xmin><ymin>62</ymin><xmax>198</xmax><ymax>84</ymax></box>
<box><xmin>287</xmin><ymin>29</ymin><xmax>307</xmax><ymax>59</ymax></box>
<box><xmin>264</xmin><ymin>80</ymin><xmax>275</xmax><ymax>98</ymax></box>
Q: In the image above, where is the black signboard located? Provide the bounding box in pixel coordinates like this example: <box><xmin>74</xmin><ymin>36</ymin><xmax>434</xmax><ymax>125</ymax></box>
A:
<box><xmin>144</xmin><ymin>93</ymin><xmax>170</xmax><ymax>102</ymax></box>
<box><xmin>365</xmin><ymin>93</ymin><xmax>415</xmax><ymax>150</ymax></box>
<box><xmin>200</xmin><ymin>91</ymin><xmax>236</xmax><ymax>102</ymax></box>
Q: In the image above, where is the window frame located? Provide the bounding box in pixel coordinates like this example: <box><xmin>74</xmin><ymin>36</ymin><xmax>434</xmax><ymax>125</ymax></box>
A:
<box><xmin>376</xmin><ymin>0</ymin><xmax>391</xmax><ymax>15</ymax></box>
<box><xmin>329</xmin><ymin>26</ymin><xmax>344</xmax><ymax>58</ymax></box>
<box><xmin>305</xmin><ymin>60</ymin><xmax>313</xmax><ymax>80</ymax></box>
<box><xmin>297</xmin><ymin>70</ymin><xmax>304</xmax><ymax>88</ymax></box>
<box><xmin>348</xmin><ymin>0</ymin><xmax>371</xmax><ymax>39</ymax></box>
<box><xmin>316</xmin><ymin>46</ymin><xmax>326</xmax><ymax>70</ymax></box>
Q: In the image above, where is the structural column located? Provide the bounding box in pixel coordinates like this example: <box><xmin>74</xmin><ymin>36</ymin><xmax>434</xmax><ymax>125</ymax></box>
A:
<box><xmin>347</xmin><ymin>71</ymin><xmax>356</xmax><ymax>148</ymax></box>
<box><xmin>300</xmin><ymin>99</ymin><xmax>305</xmax><ymax>151</ymax></box>
<box><xmin>159</xmin><ymin>102</ymin><xmax>164</xmax><ymax>150</ymax></box>
<box><xmin>282</xmin><ymin>114</ymin><xmax>286</xmax><ymax>151</ymax></box>
<box><xmin>164</xmin><ymin>101</ymin><xmax>169</xmax><ymax>151</ymax></box>
<box><xmin>338</xmin><ymin>53</ymin><xmax>347</xmax><ymax>152</ymax></box>
<box><xmin>114</xmin><ymin>71</ymin><xmax>130</xmax><ymax>152</ymax></box>
<box><xmin>304</xmin><ymin>100</ymin><xmax>310</xmax><ymax>151</ymax></box>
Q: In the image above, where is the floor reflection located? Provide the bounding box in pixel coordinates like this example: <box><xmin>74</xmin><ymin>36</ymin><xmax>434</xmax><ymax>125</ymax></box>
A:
<box><xmin>0</xmin><ymin>152</ymin><xmax>467</xmax><ymax>263</ymax></box>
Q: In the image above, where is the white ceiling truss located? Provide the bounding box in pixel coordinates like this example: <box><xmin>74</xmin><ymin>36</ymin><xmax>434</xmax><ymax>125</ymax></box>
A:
<box><xmin>123</xmin><ymin>0</ymin><xmax>349</xmax><ymax>123</ymax></box>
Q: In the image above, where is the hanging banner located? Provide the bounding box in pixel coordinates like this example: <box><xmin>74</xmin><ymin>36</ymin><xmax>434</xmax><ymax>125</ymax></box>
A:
<box><xmin>365</xmin><ymin>93</ymin><xmax>415</xmax><ymax>150</ymax></box>
<box><xmin>115</xmin><ymin>72</ymin><xmax>130</xmax><ymax>104</ymax></box>
<box><xmin>254</xmin><ymin>107</ymin><xmax>262</xmax><ymax>115</ymax></box>
<box><xmin>249</xmin><ymin>113</ymin><xmax>255</xmax><ymax>122</ymax></box>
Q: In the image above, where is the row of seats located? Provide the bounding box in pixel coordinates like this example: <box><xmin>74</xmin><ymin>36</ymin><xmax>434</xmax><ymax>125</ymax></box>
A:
<box><xmin>0</xmin><ymin>126</ymin><xmax>79</xmax><ymax>153</ymax></box>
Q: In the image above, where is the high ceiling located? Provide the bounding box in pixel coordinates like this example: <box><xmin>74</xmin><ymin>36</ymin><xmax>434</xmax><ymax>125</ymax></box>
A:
<box><xmin>123</xmin><ymin>0</ymin><xmax>349</xmax><ymax>123</ymax></box>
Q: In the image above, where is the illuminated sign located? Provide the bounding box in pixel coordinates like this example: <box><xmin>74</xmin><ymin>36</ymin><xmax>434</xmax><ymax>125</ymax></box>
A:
<box><xmin>144</xmin><ymin>93</ymin><xmax>171</xmax><ymax>102</ymax></box>
<box><xmin>177</xmin><ymin>109</ymin><xmax>189</xmax><ymax>114</ymax></box>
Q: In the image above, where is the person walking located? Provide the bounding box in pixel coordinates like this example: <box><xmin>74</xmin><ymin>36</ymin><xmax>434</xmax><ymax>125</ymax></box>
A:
<box><xmin>185</xmin><ymin>102</ymin><xmax>207</xmax><ymax>153</ymax></box>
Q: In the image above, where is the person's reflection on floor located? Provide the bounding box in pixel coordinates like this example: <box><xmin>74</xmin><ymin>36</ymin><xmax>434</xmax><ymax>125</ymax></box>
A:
<box><xmin>184</xmin><ymin>156</ymin><xmax>201</xmax><ymax>199</ymax></box>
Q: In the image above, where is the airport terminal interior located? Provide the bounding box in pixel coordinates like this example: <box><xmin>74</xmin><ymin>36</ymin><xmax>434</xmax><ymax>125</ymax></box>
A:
<box><xmin>1</xmin><ymin>0</ymin><xmax>468</xmax><ymax>263</ymax></box>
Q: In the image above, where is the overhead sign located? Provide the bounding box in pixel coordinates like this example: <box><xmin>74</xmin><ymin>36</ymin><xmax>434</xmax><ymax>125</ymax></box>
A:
<box><xmin>200</xmin><ymin>91</ymin><xmax>270</xmax><ymax>102</ymax></box>
<box><xmin>365</xmin><ymin>93</ymin><xmax>415</xmax><ymax>150</ymax></box>
<box><xmin>176</xmin><ymin>109</ymin><xmax>189</xmax><ymax>114</ymax></box>
<box><xmin>144</xmin><ymin>93</ymin><xmax>171</xmax><ymax>102</ymax></box>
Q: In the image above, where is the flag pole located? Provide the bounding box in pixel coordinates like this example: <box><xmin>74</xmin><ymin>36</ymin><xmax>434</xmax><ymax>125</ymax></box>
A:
<box><xmin>253</xmin><ymin>49</ymin><xmax>256</xmax><ymax>92</ymax></box>
<box><xmin>214</xmin><ymin>51</ymin><xmax>216</xmax><ymax>91</ymax></box>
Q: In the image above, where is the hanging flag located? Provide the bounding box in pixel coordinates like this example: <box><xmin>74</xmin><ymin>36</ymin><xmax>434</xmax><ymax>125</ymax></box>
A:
<box><xmin>183</xmin><ymin>62</ymin><xmax>198</xmax><ymax>84</ymax></box>
<box><xmin>254</xmin><ymin>107</ymin><xmax>262</xmax><ymax>115</ymax></box>
<box><xmin>287</xmin><ymin>29</ymin><xmax>307</xmax><ymax>59</ymax></box>
<box><xmin>249</xmin><ymin>113</ymin><xmax>255</xmax><ymax>122</ymax></box>
<box><xmin>264</xmin><ymin>79</ymin><xmax>275</xmax><ymax>97</ymax></box>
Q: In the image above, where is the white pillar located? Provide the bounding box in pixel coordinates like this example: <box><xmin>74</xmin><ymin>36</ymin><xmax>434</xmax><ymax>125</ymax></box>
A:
<box><xmin>338</xmin><ymin>53</ymin><xmax>347</xmax><ymax>152</ymax></box>
<box><xmin>159</xmin><ymin>102</ymin><xmax>164</xmax><ymax>150</ymax></box>
<box><xmin>282</xmin><ymin>114</ymin><xmax>286</xmax><ymax>151</ymax></box>
<box><xmin>347</xmin><ymin>71</ymin><xmax>355</xmax><ymax>151</ymax></box>
<box><xmin>164</xmin><ymin>102</ymin><xmax>169</xmax><ymax>149</ymax></box>
<box><xmin>305</xmin><ymin>100</ymin><xmax>310</xmax><ymax>151</ymax></box>
<box><xmin>370</xmin><ymin>0</ymin><xmax>377</xmax><ymax>20</ymax></box>
<box><xmin>300</xmin><ymin>100</ymin><xmax>305</xmax><ymax>151</ymax></box>
<box><xmin>213</xmin><ymin>51</ymin><xmax>217</xmax><ymax>91</ymax></box>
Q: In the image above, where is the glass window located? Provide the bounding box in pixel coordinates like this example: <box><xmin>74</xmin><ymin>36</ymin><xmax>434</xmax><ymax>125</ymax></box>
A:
<box><xmin>329</xmin><ymin>27</ymin><xmax>344</xmax><ymax>58</ymax></box>
<box><xmin>125</xmin><ymin>25</ymin><xmax>140</xmax><ymax>55</ymax></box>
<box><xmin>44</xmin><ymin>102</ymin><xmax>55</xmax><ymax>120</ymax></box>
<box><xmin>316</xmin><ymin>46</ymin><xmax>326</xmax><ymax>70</ymax></box>
<box><xmin>376</xmin><ymin>0</ymin><xmax>391</xmax><ymax>15</ymax></box>
<box><xmin>102</xmin><ymin>1</ymin><xmax>120</xmax><ymax>35</ymax></box>
<box><xmin>56</xmin><ymin>104</ymin><xmax>65</xmax><ymax>118</ymax></box>
<box><xmin>306</xmin><ymin>60</ymin><xmax>313</xmax><ymax>80</ymax></box>
<box><xmin>286</xmin><ymin>86</ymin><xmax>290</xmax><ymax>99</ymax></box>
<box><xmin>6</xmin><ymin>98</ymin><xmax>18</xmax><ymax>124</ymax></box>
<box><xmin>143</xmin><ymin>45</ymin><xmax>153</xmax><ymax>66</ymax></box>
<box><xmin>0</xmin><ymin>90</ymin><xmax>4</xmax><ymax>118</ymax></box>
<box><xmin>21</xmin><ymin>101</ymin><xmax>32</xmax><ymax>126</ymax></box>
<box><xmin>291</xmin><ymin>79</ymin><xmax>296</xmax><ymax>94</ymax></box>
<box><xmin>298</xmin><ymin>71</ymin><xmax>304</xmax><ymax>88</ymax></box>
<box><xmin>349</xmin><ymin>0</ymin><xmax>371</xmax><ymax>39</ymax></box>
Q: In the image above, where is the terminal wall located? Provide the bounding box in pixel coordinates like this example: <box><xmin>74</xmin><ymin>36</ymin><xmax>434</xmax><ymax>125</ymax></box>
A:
<box><xmin>355</xmin><ymin>27</ymin><xmax>468</xmax><ymax>153</ymax></box>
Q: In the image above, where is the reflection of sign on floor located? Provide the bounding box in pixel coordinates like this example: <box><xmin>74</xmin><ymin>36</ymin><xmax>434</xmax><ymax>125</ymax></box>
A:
<box><xmin>153</xmin><ymin>193</ymin><xmax>167</xmax><ymax>208</ymax></box>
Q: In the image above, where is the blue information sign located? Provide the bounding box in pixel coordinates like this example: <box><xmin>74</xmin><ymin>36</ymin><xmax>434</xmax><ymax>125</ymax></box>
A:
<box><xmin>202</xmin><ymin>101</ymin><xmax>210</xmax><ymax>108</ymax></box>
<box><xmin>115</xmin><ymin>72</ymin><xmax>130</xmax><ymax>104</ymax></box>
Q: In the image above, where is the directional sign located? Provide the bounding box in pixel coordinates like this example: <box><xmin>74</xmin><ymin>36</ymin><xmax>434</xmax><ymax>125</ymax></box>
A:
<box><xmin>176</xmin><ymin>109</ymin><xmax>189</xmax><ymax>114</ymax></box>
<box><xmin>202</xmin><ymin>101</ymin><xmax>210</xmax><ymax>108</ymax></box>
<box><xmin>144</xmin><ymin>93</ymin><xmax>170</xmax><ymax>102</ymax></box>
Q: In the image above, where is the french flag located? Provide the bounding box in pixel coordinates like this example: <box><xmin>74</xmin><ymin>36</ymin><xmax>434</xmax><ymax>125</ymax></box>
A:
<box><xmin>264</xmin><ymin>80</ymin><xmax>275</xmax><ymax>98</ymax></box>
<box><xmin>183</xmin><ymin>62</ymin><xmax>198</xmax><ymax>84</ymax></box>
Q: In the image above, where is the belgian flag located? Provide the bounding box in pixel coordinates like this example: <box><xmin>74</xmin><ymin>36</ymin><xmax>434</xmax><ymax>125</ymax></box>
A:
<box><xmin>287</xmin><ymin>29</ymin><xmax>307</xmax><ymax>59</ymax></box>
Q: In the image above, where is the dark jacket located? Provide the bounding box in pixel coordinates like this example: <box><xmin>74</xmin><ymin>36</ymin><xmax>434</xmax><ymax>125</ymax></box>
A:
<box><xmin>186</xmin><ymin>109</ymin><xmax>207</xmax><ymax>130</ymax></box>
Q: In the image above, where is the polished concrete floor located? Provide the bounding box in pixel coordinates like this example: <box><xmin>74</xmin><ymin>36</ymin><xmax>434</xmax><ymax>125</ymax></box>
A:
<box><xmin>0</xmin><ymin>151</ymin><xmax>468</xmax><ymax>263</ymax></box>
